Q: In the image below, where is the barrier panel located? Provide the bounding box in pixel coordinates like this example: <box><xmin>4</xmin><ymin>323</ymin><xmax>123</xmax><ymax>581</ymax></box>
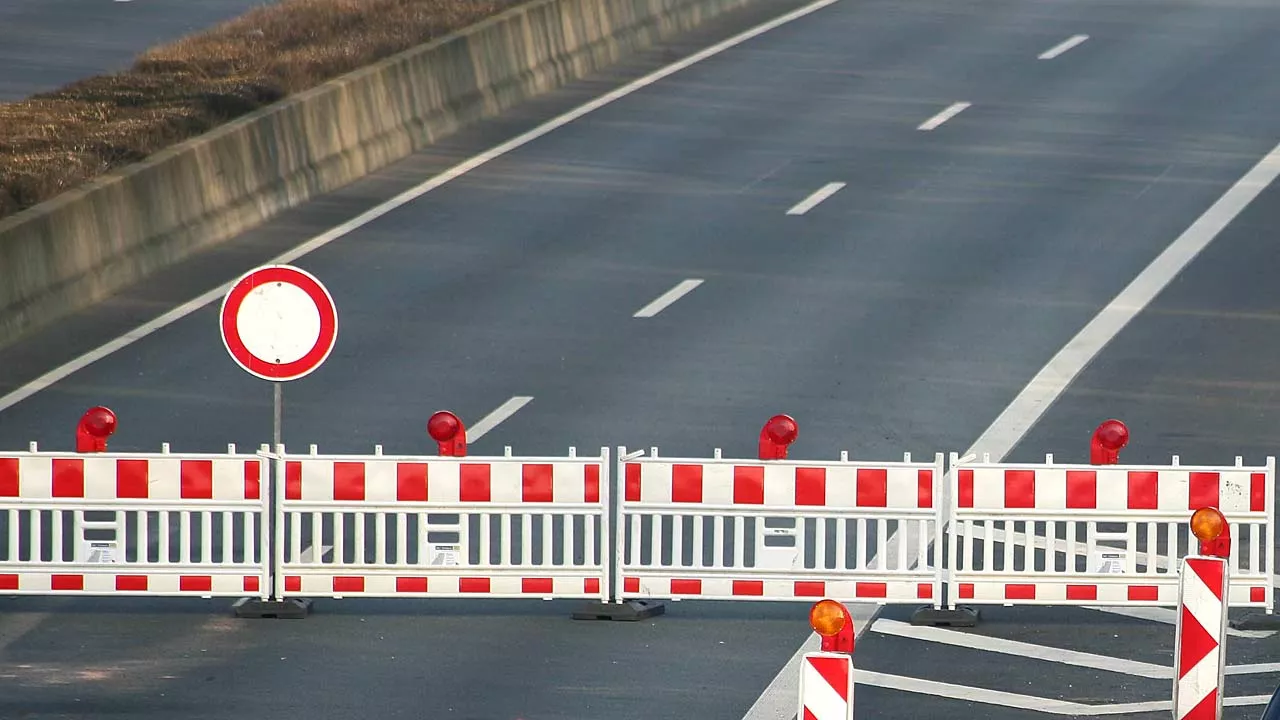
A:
<box><xmin>273</xmin><ymin>446</ymin><xmax>610</xmax><ymax>602</ymax></box>
<box><xmin>945</xmin><ymin>453</ymin><xmax>1275</xmax><ymax>610</ymax></box>
<box><xmin>615</xmin><ymin>448</ymin><xmax>946</xmax><ymax>606</ymax></box>
<box><xmin>0</xmin><ymin>444</ymin><xmax>270</xmax><ymax>597</ymax></box>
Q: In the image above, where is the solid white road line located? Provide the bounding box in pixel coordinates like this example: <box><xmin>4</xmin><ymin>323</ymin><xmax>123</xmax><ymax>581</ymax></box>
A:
<box><xmin>786</xmin><ymin>182</ymin><xmax>846</xmax><ymax>215</ymax></box>
<box><xmin>918</xmin><ymin>102</ymin><xmax>971</xmax><ymax>131</ymax></box>
<box><xmin>633</xmin><ymin>279</ymin><xmax>703</xmax><ymax>318</ymax></box>
<box><xmin>871</xmin><ymin>619</ymin><xmax>1169</xmax><ymax>679</ymax></box>
<box><xmin>1084</xmin><ymin>606</ymin><xmax>1276</xmax><ymax>639</ymax></box>
<box><xmin>467</xmin><ymin>396</ymin><xmax>533</xmax><ymax>442</ymax></box>
<box><xmin>855</xmin><ymin>671</ymin><xmax>1272</xmax><ymax>715</ymax></box>
<box><xmin>298</xmin><ymin>544</ymin><xmax>334</xmax><ymax>564</ymax></box>
<box><xmin>0</xmin><ymin>0</ymin><xmax>850</xmax><ymax>418</ymax></box>
<box><xmin>740</xmin><ymin>140</ymin><xmax>1280</xmax><ymax>719</ymax></box>
<box><xmin>1038</xmin><ymin>34</ymin><xmax>1089</xmax><ymax>60</ymax></box>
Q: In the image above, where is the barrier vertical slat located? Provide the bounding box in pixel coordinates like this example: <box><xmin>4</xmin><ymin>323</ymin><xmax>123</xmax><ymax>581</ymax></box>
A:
<box><xmin>599</xmin><ymin>446</ymin><xmax>611</xmax><ymax>604</ymax></box>
<box><xmin>1268</xmin><ymin>457</ymin><xmax>1276</xmax><ymax>613</ymax></box>
<box><xmin>272</xmin><ymin>447</ymin><xmax>285</xmax><ymax>601</ymax></box>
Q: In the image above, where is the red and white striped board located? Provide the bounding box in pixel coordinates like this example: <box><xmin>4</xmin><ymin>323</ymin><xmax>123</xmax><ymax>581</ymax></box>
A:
<box><xmin>0</xmin><ymin>453</ymin><xmax>264</xmax><ymax>501</ymax></box>
<box><xmin>798</xmin><ymin>651</ymin><xmax>854</xmax><ymax>720</ymax></box>
<box><xmin>0</xmin><ymin>572</ymin><xmax>262</xmax><ymax>596</ymax></box>
<box><xmin>1174</xmin><ymin>555</ymin><xmax>1228</xmax><ymax>720</ymax></box>
<box><xmin>620</xmin><ymin>577</ymin><xmax>935</xmax><ymax>602</ymax></box>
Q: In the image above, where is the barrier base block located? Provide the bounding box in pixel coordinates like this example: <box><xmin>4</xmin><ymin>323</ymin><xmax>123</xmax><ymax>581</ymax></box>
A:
<box><xmin>232</xmin><ymin>597</ymin><xmax>312</xmax><ymax>619</ymax></box>
<box><xmin>1229</xmin><ymin>612</ymin><xmax>1280</xmax><ymax>631</ymax></box>
<box><xmin>572</xmin><ymin>599</ymin><xmax>666</xmax><ymax>622</ymax></box>
<box><xmin>909</xmin><ymin>605</ymin><xmax>980</xmax><ymax>627</ymax></box>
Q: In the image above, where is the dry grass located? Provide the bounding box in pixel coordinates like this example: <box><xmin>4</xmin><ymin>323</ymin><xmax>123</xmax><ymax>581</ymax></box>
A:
<box><xmin>0</xmin><ymin>0</ymin><xmax>524</xmax><ymax>221</ymax></box>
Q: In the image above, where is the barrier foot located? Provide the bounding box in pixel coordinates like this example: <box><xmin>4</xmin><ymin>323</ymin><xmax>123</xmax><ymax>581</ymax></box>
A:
<box><xmin>909</xmin><ymin>606</ymin><xmax>979</xmax><ymax>627</ymax></box>
<box><xmin>572</xmin><ymin>599</ymin><xmax>666</xmax><ymax>621</ymax></box>
<box><xmin>232</xmin><ymin>597</ymin><xmax>312</xmax><ymax>619</ymax></box>
<box><xmin>1229</xmin><ymin>612</ymin><xmax>1280</xmax><ymax>631</ymax></box>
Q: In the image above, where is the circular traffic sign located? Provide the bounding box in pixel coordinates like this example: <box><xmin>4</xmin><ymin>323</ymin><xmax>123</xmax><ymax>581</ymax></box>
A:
<box><xmin>219</xmin><ymin>265</ymin><xmax>338</xmax><ymax>382</ymax></box>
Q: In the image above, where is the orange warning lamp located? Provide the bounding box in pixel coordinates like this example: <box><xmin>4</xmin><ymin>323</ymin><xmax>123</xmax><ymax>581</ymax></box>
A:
<box><xmin>1190</xmin><ymin>506</ymin><xmax>1231</xmax><ymax>559</ymax></box>
<box><xmin>427</xmin><ymin>411</ymin><xmax>467</xmax><ymax>457</ymax></box>
<box><xmin>809</xmin><ymin>599</ymin><xmax>855</xmax><ymax>654</ymax></box>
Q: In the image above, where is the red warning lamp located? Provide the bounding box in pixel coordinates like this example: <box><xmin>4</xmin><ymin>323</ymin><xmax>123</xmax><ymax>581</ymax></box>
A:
<box><xmin>1090</xmin><ymin>419</ymin><xmax>1129</xmax><ymax>465</ymax></box>
<box><xmin>1190</xmin><ymin>506</ymin><xmax>1231</xmax><ymax>559</ymax></box>
<box><xmin>427</xmin><ymin>411</ymin><xmax>467</xmax><ymax>457</ymax></box>
<box><xmin>759</xmin><ymin>414</ymin><xmax>799</xmax><ymax>460</ymax></box>
<box><xmin>75</xmin><ymin>406</ymin><xmax>117</xmax><ymax>453</ymax></box>
<box><xmin>809</xmin><ymin>598</ymin><xmax>855</xmax><ymax>654</ymax></box>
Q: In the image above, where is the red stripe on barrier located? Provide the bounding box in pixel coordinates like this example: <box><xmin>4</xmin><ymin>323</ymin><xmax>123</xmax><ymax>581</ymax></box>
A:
<box><xmin>624</xmin><ymin>577</ymin><xmax>640</xmax><ymax>594</ymax></box>
<box><xmin>1066</xmin><ymin>470</ymin><xmax>1096</xmax><ymax>509</ymax></box>
<box><xmin>523</xmin><ymin>578</ymin><xmax>554</xmax><ymax>594</ymax></box>
<box><xmin>285</xmin><ymin>462</ymin><xmax>302</xmax><ymax>500</ymax></box>
<box><xmin>625</xmin><ymin>464</ymin><xmax>641</xmax><ymax>502</ymax></box>
<box><xmin>285</xmin><ymin>576</ymin><xmax>301</xmax><ymax>592</ymax></box>
<box><xmin>397</xmin><ymin>463</ymin><xmax>428</xmax><ymax>501</ymax></box>
<box><xmin>1188</xmin><ymin>472</ymin><xmax>1219</xmax><ymax>511</ymax></box>
<box><xmin>958</xmin><ymin>470</ymin><xmax>974</xmax><ymax>508</ymax></box>
<box><xmin>1066</xmin><ymin>585</ymin><xmax>1098</xmax><ymax>601</ymax></box>
<box><xmin>116</xmin><ymin>575</ymin><xmax>148</xmax><ymax>591</ymax></box>
<box><xmin>397</xmin><ymin>577</ymin><xmax>428</xmax><ymax>593</ymax></box>
<box><xmin>670</xmin><ymin>579</ymin><xmax>701</xmax><ymax>595</ymax></box>
<box><xmin>808</xmin><ymin>655</ymin><xmax>851</xmax><ymax>702</ymax></box>
<box><xmin>1252</xmin><ymin>586</ymin><xmax>1266</xmax><ymax>603</ymax></box>
<box><xmin>672</xmin><ymin>465</ymin><xmax>703</xmax><ymax>503</ymax></box>
<box><xmin>181</xmin><ymin>460</ymin><xmax>213</xmax><ymax>499</ymax></box>
<box><xmin>1184</xmin><ymin>689</ymin><xmax>1219</xmax><ymax>720</ymax></box>
<box><xmin>584</xmin><ymin>465</ymin><xmax>600</xmax><ymax>503</ymax></box>
<box><xmin>52</xmin><ymin>459</ymin><xmax>84</xmax><ymax>498</ymax></box>
<box><xmin>181</xmin><ymin>576</ymin><xmax>213</xmax><ymax>593</ymax></box>
<box><xmin>857</xmin><ymin>468</ymin><xmax>887</xmax><ymax>507</ymax></box>
<box><xmin>334</xmin><ymin>462</ymin><xmax>366</xmax><ymax>502</ymax></box>
<box><xmin>1127</xmin><ymin>472</ymin><xmax>1158</xmax><ymax>509</ymax></box>
<box><xmin>795</xmin><ymin>468</ymin><xmax>825</xmax><ymax>506</ymax></box>
<box><xmin>244</xmin><ymin>576</ymin><xmax>260</xmax><ymax>593</ymax></box>
<box><xmin>333</xmin><ymin>576</ymin><xmax>364</xmax><ymax>593</ymax></box>
<box><xmin>0</xmin><ymin>574</ymin><xmax>17</xmax><ymax>590</ymax></box>
<box><xmin>1004</xmin><ymin>470</ymin><xmax>1035</xmax><ymax>508</ymax></box>
<box><xmin>460</xmin><ymin>578</ymin><xmax>490</xmax><ymax>593</ymax></box>
<box><xmin>856</xmin><ymin>582</ymin><xmax>887</xmax><ymax>598</ymax></box>
<box><xmin>1005</xmin><ymin>584</ymin><xmax>1036</xmax><ymax>600</ymax></box>
<box><xmin>585</xmin><ymin>578</ymin><xmax>600</xmax><ymax>595</ymax></box>
<box><xmin>918</xmin><ymin>469</ymin><xmax>933</xmax><ymax>508</ymax></box>
<box><xmin>1178</xmin><ymin>604</ymin><xmax>1215</xmax><ymax>672</ymax></box>
<box><xmin>1128</xmin><ymin>585</ymin><xmax>1159</xmax><ymax>602</ymax></box>
<box><xmin>734</xmin><ymin>466</ymin><xmax>764</xmax><ymax>504</ymax></box>
<box><xmin>1189</xmin><ymin>557</ymin><xmax>1225</xmax><ymax>602</ymax></box>
<box><xmin>795</xmin><ymin>581</ymin><xmax>826</xmax><ymax>597</ymax></box>
<box><xmin>959</xmin><ymin>583</ymin><xmax>974</xmax><ymax>599</ymax></box>
<box><xmin>244</xmin><ymin>460</ymin><xmax>261</xmax><ymax>500</ymax></box>
<box><xmin>52</xmin><ymin>575</ymin><xmax>83</xmax><ymax>591</ymax></box>
<box><xmin>733</xmin><ymin>580</ymin><xmax>764</xmax><ymax>596</ymax></box>
<box><xmin>0</xmin><ymin>459</ymin><xmax>16</xmax><ymax>497</ymax></box>
<box><xmin>917</xmin><ymin>583</ymin><xmax>932</xmax><ymax>599</ymax></box>
<box><xmin>460</xmin><ymin>465</ymin><xmax>491</xmax><ymax>502</ymax></box>
<box><xmin>522</xmin><ymin>464</ymin><xmax>554</xmax><ymax>503</ymax></box>
<box><xmin>1252</xmin><ymin>473</ymin><xmax>1266</xmax><ymax>512</ymax></box>
<box><xmin>116</xmin><ymin>459</ymin><xmax>149</xmax><ymax>499</ymax></box>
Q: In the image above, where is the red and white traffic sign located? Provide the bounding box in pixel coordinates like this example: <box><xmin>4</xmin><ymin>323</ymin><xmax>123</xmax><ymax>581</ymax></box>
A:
<box><xmin>220</xmin><ymin>265</ymin><xmax>338</xmax><ymax>382</ymax></box>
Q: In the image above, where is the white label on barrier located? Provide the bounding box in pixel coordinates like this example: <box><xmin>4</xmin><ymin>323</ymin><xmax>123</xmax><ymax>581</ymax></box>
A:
<box><xmin>1091</xmin><ymin>550</ymin><xmax>1126</xmax><ymax>574</ymax></box>
<box><xmin>83</xmin><ymin>541</ymin><xmax>119</xmax><ymax>564</ymax></box>
<box><xmin>429</xmin><ymin>544</ymin><xmax>462</xmax><ymax>566</ymax></box>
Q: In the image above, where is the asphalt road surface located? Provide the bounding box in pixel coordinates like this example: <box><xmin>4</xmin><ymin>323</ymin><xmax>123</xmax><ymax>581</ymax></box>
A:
<box><xmin>1</xmin><ymin>0</ymin><xmax>1280</xmax><ymax>718</ymax></box>
<box><xmin>0</xmin><ymin>0</ymin><xmax>271</xmax><ymax>100</ymax></box>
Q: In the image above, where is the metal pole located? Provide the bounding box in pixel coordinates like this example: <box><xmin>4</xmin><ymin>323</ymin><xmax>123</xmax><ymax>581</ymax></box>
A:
<box><xmin>273</xmin><ymin>382</ymin><xmax>283</xmax><ymax>449</ymax></box>
<box><xmin>271</xmin><ymin>381</ymin><xmax>283</xmax><ymax>601</ymax></box>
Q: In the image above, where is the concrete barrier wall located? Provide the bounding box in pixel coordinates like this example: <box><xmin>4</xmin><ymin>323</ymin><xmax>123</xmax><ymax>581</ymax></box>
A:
<box><xmin>0</xmin><ymin>0</ymin><xmax>763</xmax><ymax>348</ymax></box>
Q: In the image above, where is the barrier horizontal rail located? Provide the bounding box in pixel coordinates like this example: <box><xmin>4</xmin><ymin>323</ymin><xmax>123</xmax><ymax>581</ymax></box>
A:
<box><xmin>946</xmin><ymin>453</ymin><xmax>1275</xmax><ymax>611</ymax></box>
<box><xmin>272</xmin><ymin>445</ymin><xmax>610</xmax><ymax>602</ymax></box>
<box><xmin>614</xmin><ymin>447</ymin><xmax>946</xmax><ymax>606</ymax></box>
<box><xmin>0</xmin><ymin>444</ymin><xmax>270</xmax><ymax>597</ymax></box>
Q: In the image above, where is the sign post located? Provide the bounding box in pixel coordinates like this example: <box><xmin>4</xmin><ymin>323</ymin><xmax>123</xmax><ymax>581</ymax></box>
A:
<box><xmin>221</xmin><ymin>264</ymin><xmax>338</xmax><ymax>620</ymax></box>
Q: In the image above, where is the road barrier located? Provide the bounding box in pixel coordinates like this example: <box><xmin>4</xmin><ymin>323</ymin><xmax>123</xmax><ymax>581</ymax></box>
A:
<box><xmin>614</xmin><ymin>447</ymin><xmax>945</xmax><ymax>606</ymax></box>
<box><xmin>945</xmin><ymin>453</ymin><xmax>1274</xmax><ymax>612</ymax></box>
<box><xmin>0</xmin><ymin>412</ymin><xmax>1275</xmax><ymax>624</ymax></box>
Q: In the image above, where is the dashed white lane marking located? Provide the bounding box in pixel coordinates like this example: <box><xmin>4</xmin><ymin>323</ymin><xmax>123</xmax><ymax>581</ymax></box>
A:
<box><xmin>741</xmin><ymin>140</ymin><xmax>1280</xmax><ymax>720</ymax></box>
<box><xmin>1038</xmin><ymin>34</ymin><xmax>1089</xmax><ymax>60</ymax></box>
<box><xmin>854</xmin><ymin>671</ymin><xmax>1272</xmax><ymax>715</ymax></box>
<box><xmin>0</xmin><ymin>0</ymin><xmax>849</xmax><ymax>418</ymax></box>
<box><xmin>786</xmin><ymin>182</ymin><xmax>846</xmax><ymax>215</ymax></box>
<box><xmin>466</xmin><ymin>395</ymin><xmax>533</xmax><ymax>442</ymax></box>
<box><xmin>918</xmin><ymin>102</ymin><xmax>971</xmax><ymax>131</ymax></box>
<box><xmin>633</xmin><ymin>279</ymin><xmax>703</xmax><ymax>318</ymax></box>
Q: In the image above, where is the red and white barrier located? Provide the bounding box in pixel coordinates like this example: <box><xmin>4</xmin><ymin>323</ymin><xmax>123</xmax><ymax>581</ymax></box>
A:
<box><xmin>946</xmin><ymin>454</ymin><xmax>1274</xmax><ymax>610</ymax></box>
<box><xmin>0</xmin><ymin>445</ymin><xmax>270</xmax><ymax>597</ymax></box>
<box><xmin>800</xmin><ymin>652</ymin><xmax>855</xmax><ymax>720</ymax></box>
<box><xmin>616</xmin><ymin>448</ymin><xmax>945</xmax><ymax>605</ymax></box>
<box><xmin>1174</xmin><ymin>555</ymin><xmax>1228</xmax><ymax>720</ymax></box>
<box><xmin>274</xmin><ymin>446</ymin><xmax>610</xmax><ymax>601</ymax></box>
